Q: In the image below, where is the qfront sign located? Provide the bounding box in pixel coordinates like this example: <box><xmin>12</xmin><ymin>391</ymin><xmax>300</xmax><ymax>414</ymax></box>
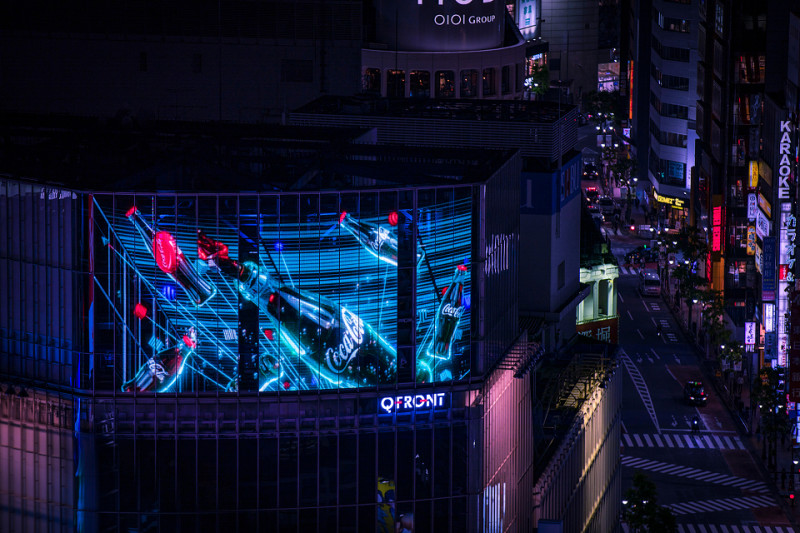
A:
<box><xmin>379</xmin><ymin>392</ymin><xmax>448</xmax><ymax>413</ymax></box>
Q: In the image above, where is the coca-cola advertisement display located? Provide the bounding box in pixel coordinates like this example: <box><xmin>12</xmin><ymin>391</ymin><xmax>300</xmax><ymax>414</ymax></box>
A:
<box><xmin>91</xmin><ymin>192</ymin><xmax>471</xmax><ymax>392</ymax></box>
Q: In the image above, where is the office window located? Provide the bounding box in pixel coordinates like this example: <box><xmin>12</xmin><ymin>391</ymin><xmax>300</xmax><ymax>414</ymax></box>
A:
<box><xmin>410</xmin><ymin>70</ymin><xmax>431</xmax><ymax>98</ymax></box>
<box><xmin>460</xmin><ymin>69</ymin><xmax>478</xmax><ymax>98</ymax></box>
<box><xmin>483</xmin><ymin>68</ymin><xmax>496</xmax><ymax>96</ymax></box>
<box><xmin>501</xmin><ymin>66</ymin><xmax>511</xmax><ymax>94</ymax></box>
<box><xmin>435</xmin><ymin>71</ymin><xmax>455</xmax><ymax>98</ymax></box>
<box><xmin>363</xmin><ymin>68</ymin><xmax>381</xmax><ymax>94</ymax></box>
<box><xmin>715</xmin><ymin>4</ymin><xmax>724</xmax><ymax>35</ymax></box>
<box><xmin>387</xmin><ymin>70</ymin><xmax>406</xmax><ymax>98</ymax></box>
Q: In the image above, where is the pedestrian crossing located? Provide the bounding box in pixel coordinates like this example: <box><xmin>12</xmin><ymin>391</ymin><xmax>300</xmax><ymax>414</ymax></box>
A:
<box><xmin>619</xmin><ymin>265</ymin><xmax>641</xmax><ymax>276</ymax></box>
<box><xmin>621</xmin><ymin>455</ymin><xmax>770</xmax><ymax>493</ymax></box>
<box><xmin>624</xmin><ymin>524</ymin><xmax>796</xmax><ymax>532</ymax></box>
<box><xmin>622</xmin><ymin>432</ymin><xmax>745</xmax><ymax>450</ymax></box>
<box><xmin>667</xmin><ymin>494</ymin><xmax>778</xmax><ymax>515</ymax></box>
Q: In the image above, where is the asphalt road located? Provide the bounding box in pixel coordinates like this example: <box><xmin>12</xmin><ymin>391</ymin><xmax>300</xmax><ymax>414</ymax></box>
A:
<box><xmin>613</xmin><ymin>237</ymin><xmax>797</xmax><ymax>532</ymax></box>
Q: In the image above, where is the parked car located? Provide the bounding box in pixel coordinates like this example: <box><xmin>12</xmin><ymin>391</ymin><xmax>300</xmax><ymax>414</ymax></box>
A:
<box><xmin>587</xmin><ymin>205</ymin><xmax>604</xmax><ymax>225</ymax></box>
<box><xmin>597</xmin><ymin>196</ymin><xmax>616</xmax><ymax>216</ymax></box>
<box><xmin>683</xmin><ymin>381</ymin><xmax>708</xmax><ymax>406</ymax></box>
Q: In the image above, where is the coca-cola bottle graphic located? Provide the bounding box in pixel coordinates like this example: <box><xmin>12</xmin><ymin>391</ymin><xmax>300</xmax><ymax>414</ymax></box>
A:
<box><xmin>418</xmin><ymin>265</ymin><xmax>467</xmax><ymax>382</ymax></box>
<box><xmin>126</xmin><ymin>207</ymin><xmax>216</xmax><ymax>306</ymax></box>
<box><xmin>122</xmin><ymin>328</ymin><xmax>197</xmax><ymax>392</ymax></box>
<box><xmin>198</xmin><ymin>231</ymin><xmax>396</xmax><ymax>387</ymax></box>
<box><xmin>339</xmin><ymin>212</ymin><xmax>424</xmax><ymax>267</ymax></box>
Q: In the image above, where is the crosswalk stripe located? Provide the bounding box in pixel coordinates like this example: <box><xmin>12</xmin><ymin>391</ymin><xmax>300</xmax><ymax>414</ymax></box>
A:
<box><xmin>713</xmin><ymin>435</ymin><xmax>725</xmax><ymax>448</ymax></box>
<box><xmin>663</xmin><ymin>434</ymin><xmax>675</xmax><ymax>447</ymax></box>
<box><xmin>634</xmin><ymin>434</ymin><xmax>643</xmax><ymax>446</ymax></box>
<box><xmin>704</xmin><ymin>436</ymin><xmax>714</xmax><ymax>448</ymax></box>
<box><xmin>653</xmin><ymin>434</ymin><xmax>664</xmax><ymax>447</ymax></box>
<box><xmin>723</xmin><ymin>436</ymin><xmax>735</xmax><ymax>448</ymax></box>
<box><xmin>684</xmin><ymin>435</ymin><xmax>695</xmax><ymax>448</ymax></box>
<box><xmin>621</xmin><ymin>455</ymin><xmax>770</xmax><ymax>492</ymax></box>
<box><xmin>735</xmin><ymin>438</ymin><xmax>745</xmax><ymax>450</ymax></box>
<box><xmin>624</xmin><ymin>433</ymin><xmax>633</xmax><ymax>446</ymax></box>
<box><xmin>674</xmin><ymin>435</ymin><xmax>685</xmax><ymax>448</ymax></box>
<box><xmin>643</xmin><ymin>434</ymin><xmax>654</xmax><ymax>446</ymax></box>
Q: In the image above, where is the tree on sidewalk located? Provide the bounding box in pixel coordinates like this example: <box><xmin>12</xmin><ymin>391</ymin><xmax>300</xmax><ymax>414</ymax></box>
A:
<box><xmin>753</xmin><ymin>366</ymin><xmax>791</xmax><ymax>469</ymax></box>
<box><xmin>664</xmin><ymin>226</ymin><xmax>709</xmax><ymax>335</ymax></box>
<box><xmin>622</xmin><ymin>472</ymin><xmax>677</xmax><ymax>532</ymax></box>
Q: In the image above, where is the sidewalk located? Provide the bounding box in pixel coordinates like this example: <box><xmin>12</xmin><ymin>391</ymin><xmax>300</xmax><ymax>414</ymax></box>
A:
<box><xmin>659</xmin><ymin>266</ymin><xmax>800</xmax><ymax>528</ymax></box>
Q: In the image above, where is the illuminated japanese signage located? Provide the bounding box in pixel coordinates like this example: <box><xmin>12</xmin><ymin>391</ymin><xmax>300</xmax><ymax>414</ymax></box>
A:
<box><xmin>765</xmin><ymin>303</ymin><xmax>775</xmax><ymax>332</ymax></box>
<box><xmin>777</xmin><ymin>119</ymin><xmax>795</xmax><ymax>366</ymax></box>
<box><xmin>379</xmin><ymin>392</ymin><xmax>448</xmax><ymax>413</ymax></box>
<box><xmin>745</xmin><ymin>322</ymin><xmax>756</xmax><ymax>346</ymax></box>
<box><xmin>749</xmin><ymin>160</ymin><xmax>759</xmax><ymax>188</ymax></box>
<box><xmin>747</xmin><ymin>226</ymin><xmax>756</xmax><ymax>255</ymax></box>
<box><xmin>756</xmin><ymin>209</ymin><xmax>771</xmax><ymax>239</ymax></box>
<box><xmin>654</xmin><ymin>191</ymin><xmax>686</xmax><ymax>208</ymax></box>
<box><xmin>759</xmin><ymin>193</ymin><xmax>772</xmax><ymax>218</ymax></box>
<box><xmin>712</xmin><ymin>206</ymin><xmax>723</xmax><ymax>252</ymax></box>
<box><xmin>778</xmin><ymin>121</ymin><xmax>793</xmax><ymax>199</ymax></box>
<box><xmin>747</xmin><ymin>193</ymin><xmax>758</xmax><ymax>220</ymax></box>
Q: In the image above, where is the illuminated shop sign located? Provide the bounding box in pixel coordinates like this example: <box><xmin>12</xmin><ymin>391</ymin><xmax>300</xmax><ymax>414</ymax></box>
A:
<box><xmin>747</xmin><ymin>193</ymin><xmax>757</xmax><ymax>220</ymax></box>
<box><xmin>759</xmin><ymin>193</ymin><xmax>772</xmax><ymax>218</ymax></box>
<box><xmin>92</xmin><ymin>193</ymin><xmax>473</xmax><ymax>393</ymax></box>
<box><xmin>712</xmin><ymin>206</ymin><xmax>723</xmax><ymax>252</ymax></box>
<box><xmin>763</xmin><ymin>237</ymin><xmax>777</xmax><ymax>292</ymax></box>
<box><xmin>374</xmin><ymin>0</ymin><xmax>505</xmax><ymax>52</ymax></box>
<box><xmin>749</xmin><ymin>160</ymin><xmax>759</xmax><ymax>188</ymax></box>
<box><xmin>379</xmin><ymin>392</ymin><xmax>448</xmax><ymax>413</ymax></box>
<box><xmin>746</xmin><ymin>226</ymin><xmax>756</xmax><ymax>255</ymax></box>
<box><xmin>745</xmin><ymin>322</ymin><xmax>756</xmax><ymax>347</ymax></box>
<box><xmin>654</xmin><ymin>192</ymin><xmax>685</xmax><ymax>208</ymax></box>
<box><xmin>765</xmin><ymin>303</ymin><xmax>775</xmax><ymax>332</ymax></box>
<box><xmin>756</xmin><ymin>209</ymin><xmax>771</xmax><ymax>239</ymax></box>
<box><xmin>777</xmin><ymin>119</ymin><xmax>795</xmax><ymax>367</ymax></box>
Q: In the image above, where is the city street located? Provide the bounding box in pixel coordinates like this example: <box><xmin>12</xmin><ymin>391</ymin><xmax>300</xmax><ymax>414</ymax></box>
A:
<box><xmin>612</xmin><ymin>233</ymin><xmax>798</xmax><ymax>532</ymax></box>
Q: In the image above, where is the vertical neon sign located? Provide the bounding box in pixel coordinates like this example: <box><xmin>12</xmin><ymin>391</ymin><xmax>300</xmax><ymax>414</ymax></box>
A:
<box><xmin>777</xmin><ymin>120</ymin><xmax>795</xmax><ymax>367</ymax></box>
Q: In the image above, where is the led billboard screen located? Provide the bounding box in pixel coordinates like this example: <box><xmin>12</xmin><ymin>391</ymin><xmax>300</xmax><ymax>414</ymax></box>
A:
<box><xmin>92</xmin><ymin>192</ymin><xmax>471</xmax><ymax>392</ymax></box>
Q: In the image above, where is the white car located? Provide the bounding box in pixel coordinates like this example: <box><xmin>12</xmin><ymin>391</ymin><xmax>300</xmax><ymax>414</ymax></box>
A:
<box><xmin>597</xmin><ymin>196</ymin><xmax>616</xmax><ymax>216</ymax></box>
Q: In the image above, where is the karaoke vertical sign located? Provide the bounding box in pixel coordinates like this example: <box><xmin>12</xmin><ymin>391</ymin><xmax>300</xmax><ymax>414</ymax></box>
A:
<box><xmin>778</xmin><ymin>118</ymin><xmax>796</xmax><ymax>368</ymax></box>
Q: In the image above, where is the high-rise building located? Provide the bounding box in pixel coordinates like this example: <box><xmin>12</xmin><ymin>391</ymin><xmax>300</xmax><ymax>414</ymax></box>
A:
<box><xmin>629</xmin><ymin>0</ymin><xmax>697</xmax><ymax>227</ymax></box>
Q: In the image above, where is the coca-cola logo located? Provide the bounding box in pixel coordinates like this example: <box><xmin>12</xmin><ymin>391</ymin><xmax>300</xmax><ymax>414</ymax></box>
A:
<box><xmin>147</xmin><ymin>358</ymin><xmax>168</xmax><ymax>382</ymax></box>
<box><xmin>153</xmin><ymin>232</ymin><xmax>178</xmax><ymax>274</ymax></box>
<box><xmin>325</xmin><ymin>308</ymin><xmax>365</xmax><ymax>374</ymax></box>
<box><xmin>371</xmin><ymin>226</ymin><xmax>391</xmax><ymax>252</ymax></box>
<box><xmin>441</xmin><ymin>303</ymin><xmax>464</xmax><ymax>319</ymax></box>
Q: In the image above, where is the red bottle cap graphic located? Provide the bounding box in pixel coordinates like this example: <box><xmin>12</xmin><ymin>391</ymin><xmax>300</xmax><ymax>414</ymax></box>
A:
<box><xmin>457</xmin><ymin>264</ymin><xmax>468</xmax><ymax>271</ymax></box>
<box><xmin>125</xmin><ymin>206</ymin><xmax>138</xmax><ymax>218</ymax></box>
<box><xmin>388</xmin><ymin>211</ymin><xmax>399</xmax><ymax>226</ymax></box>
<box><xmin>133</xmin><ymin>303</ymin><xmax>148</xmax><ymax>320</ymax></box>
<box><xmin>153</xmin><ymin>231</ymin><xmax>179</xmax><ymax>274</ymax></box>
<box><xmin>339</xmin><ymin>211</ymin><xmax>347</xmax><ymax>224</ymax></box>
